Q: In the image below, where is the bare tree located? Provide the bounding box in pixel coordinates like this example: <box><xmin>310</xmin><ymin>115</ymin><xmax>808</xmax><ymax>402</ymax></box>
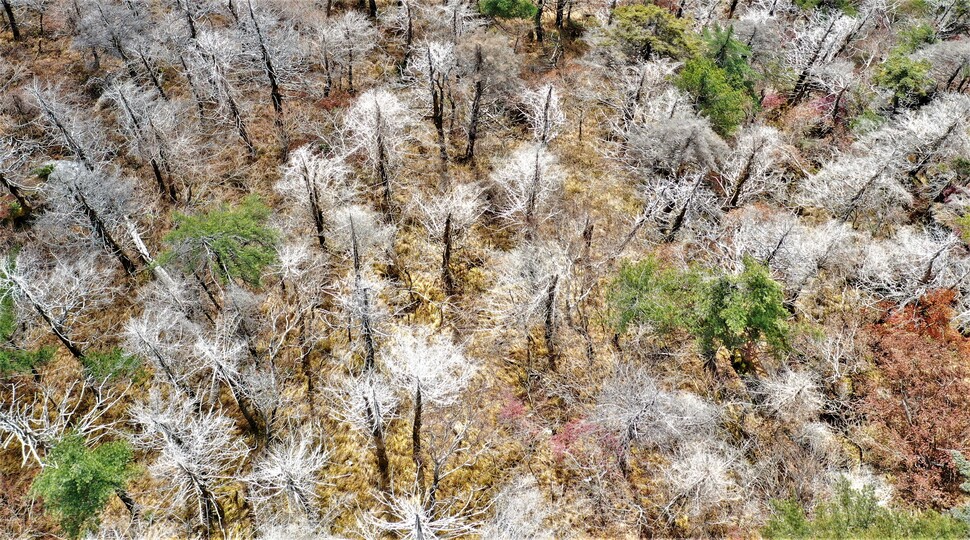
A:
<box><xmin>187</xmin><ymin>28</ymin><xmax>257</xmax><ymax>157</ymax></box>
<box><xmin>0</xmin><ymin>249</ymin><xmax>116</xmax><ymax>359</ymax></box>
<box><xmin>624</xmin><ymin>117</ymin><xmax>727</xmax><ymax>176</ymax></box>
<box><xmin>0</xmin><ymin>379</ymin><xmax>127</xmax><ymax>466</ymax></box>
<box><xmin>247</xmin><ymin>425</ymin><xmax>330</xmax><ymax>525</ymax></box>
<box><xmin>786</xmin><ymin>9</ymin><xmax>869</xmax><ymax>105</ymax></box>
<box><xmin>275</xmin><ymin>144</ymin><xmax>353</xmax><ymax>250</ymax></box>
<box><xmin>522</xmin><ymin>83</ymin><xmax>565</xmax><ymax>145</ymax></box>
<box><xmin>39</xmin><ymin>161</ymin><xmax>145</xmax><ymax>274</ymax></box>
<box><xmin>2</xmin><ymin>0</ymin><xmax>20</xmax><ymax>39</ymax></box>
<box><xmin>238</xmin><ymin>0</ymin><xmax>305</xmax><ymax>158</ymax></box>
<box><xmin>29</xmin><ymin>81</ymin><xmax>107</xmax><ymax>170</ymax></box>
<box><xmin>103</xmin><ymin>79</ymin><xmax>194</xmax><ymax>203</ymax></box>
<box><xmin>857</xmin><ymin>226</ymin><xmax>967</xmax><ymax>305</ymax></box>
<box><xmin>662</xmin><ymin>444</ymin><xmax>742</xmax><ymax>527</ymax></box>
<box><xmin>131</xmin><ymin>389</ymin><xmax>250</xmax><ymax>538</ymax></box>
<box><xmin>757</xmin><ymin>370</ymin><xmax>824</xmax><ymax>425</ymax></box>
<box><xmin>455</xmin><ymin>34</ymin><xmax>519</xmax><ymax>162</ymax></box>
<box><xmin>331</xmin><ymin>372</ymin><xmax>398</xmax><ymax>493</ymax></box>
<box><xmin>479</xmin><ymin>476</ymin><xmax>554</xmax><ymax>539</ymax></box>
<box><xmin>124</xmin><ymin>305</ymin><xmax>200</xmax><ymax>398</ymax></box>
<box><xmin>365</xmin><ymin>489</ymin><xmax>480</xmax><ymax>539</ymax></box>
<box><xmin>491</xmin><ymin>144</ymin><xmax>565</xmax><ymax>241</ymax></box>
<box><xmin>315</xmin><ymin>11</ymin><xmax>376</xmax><ymax>95</ymax></box>
<box><xmin>345</xmin><ymin>88</ymin><xmax>411</xmax><ymax>212</ymax></box>
<box><xmin>414</xmin><ymin>182</ymin><xmax>483</xmax><ymax>296</ymax></box>
<box><xmin>720</xmin><ymin>124</ymin><xmax>784</xmax><ymax>209</ymax></box>
<box><xmin>595</xmin><ymin>363</ymin><xmax>720</xmax><ymax>477</ymax></box>
<box><xmin>194</xmin><ymin>315</ymin><xmax>265</xmax><ymax>434</ymax></box>
<box><xmin>381</xmin><ymin>324</ymin><xmax>474</xmax><ymax>490</ymax></box>
<box><xmin>0</xmin><ymin>137</ymin><xmax>39</xmax><ymax>214</ymax></box>
<box><xmin>489</xmin><ymin>241</ymin><xmax>571</xmax><ymax>372</ymax></box>
<box><xmin>406</xmin><ymin>41</ymin><xmax>457</xmax><ymax>188</ymax></box>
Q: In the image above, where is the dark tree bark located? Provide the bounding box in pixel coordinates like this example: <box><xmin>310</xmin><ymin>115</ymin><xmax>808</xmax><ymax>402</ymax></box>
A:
<box><xmin>462</xmin><ymin>45</ymin><xmax>484</xmax><ymax>162</ymax></box>
<box><xmin>441</xmin><ymin>212</ymin><xmax>455</xmax><ymax>297</ymax></box>
<box><xmin>426</xmin><ymin>48</ymin><xmax>449</xmax><ymax>190</ymax></box>
<box><xmin>2</xmin><ymin>0</ymin><xmax>20</xmax><ymax>40</ymax></box>
<box><xmin>412</xmin><ymin>384</ymin><xmax>425</xmax><ymax>490</ymax></box>
<box><xmin>533</xmin><ymin>0</ymin><xmax>545</xmax><ymax>42</ymax></box>
<box><xmin>364</xmin><ymin>393</ymin><xmax>391</xmax><ymax>493</ymax></box>
<box><xmin>544</xmin><ymin>274</ymin><xmax>559</xmax><ymax>371</ymax></box>
<box><xmin>351</xmin><ymin>218</ymin><xmax>377</xmax><ymax>372</ymax></box>
<box><xmin>246</xmin><ymin>0</ymin><xmax>288</xmax><ymax>159</ymax></box>
<box><xmin>0</xmin><ymin>173</ymin><xmax>32</xmax><ymax>215</ymax></box>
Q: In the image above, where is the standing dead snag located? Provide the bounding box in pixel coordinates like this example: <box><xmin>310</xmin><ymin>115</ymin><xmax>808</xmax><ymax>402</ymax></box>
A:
<box><xmin>1</xmin><ymin>0</ymin><xmax>20</xmax><ymax>40</ymax></box>
<box><xmin>415</xmin><ymin>183</ymin><xmax>484</xmax><ymax>297</ymax></box>
<box><xmin>332</xmin><ymin>372</ymin><xmax>397</xmax><ymax>494</ymax></box>
<box><xmin>346</xmin><ymin>89</ymin><xmax>410</xmax><ymax>215</ymax></box>
<box><xmin>240</xmin><ymin>0</ymin><xmax>304</xmax><ymax>159</ymax></box>
<box><xmin>314</xmin><ymin>12</ymin><xmax>376</xmax><ymax>95</ymax></box>
<box><xmin>276</xmin><ymin>145</ymin><xmax>353</xmax><ymax>251</ymax></box>
<box><xmin>187</xmin><ymin>29</ymin><xmax>257</xmax><ymax>158</ymax></box>
<box><xmin>407</xmin><ymin>41</ymin><xmax>457</xmax><ymax>190</ymax></box>
<box><xmin>132</xmin><ymin>391</ymin><xmax>250</xmax><ymax>538</ymax></box>
<box><xmin>462</xmin><ymin>44</ymin><xmax>484</xmax><ymax>162</ymax></box>
<box><xmin>0</xmin><ymin>138</ymin><xmax>37</xmax><ymax>215</ymax></box>
<box><xmin>247</xmin><ymin>427</ymin><xmax>330</xmax><ymax>526</ymax></box>
<box><xmin>492</xmin><ymin>144</ymin><xmax>565</xmax><ymax>241</ymax></box>
<box><xmin>522</xmin><ymin>83</ymin><xmax>565</xmax><ymax>145</ymax></box>
<box><xmin>382</xmin><ymin>325</ymin><xmax>474</xmax><ymax>493</ymax></box>
<box><xmin>490</xmin><ymin>241</ymin><xmax>571</xmax><ymax>376</ymax></box>
<box><xmin>103</xmin><ymin>80</ymin><xmax>189</xmax><ymax>203</ymax></box>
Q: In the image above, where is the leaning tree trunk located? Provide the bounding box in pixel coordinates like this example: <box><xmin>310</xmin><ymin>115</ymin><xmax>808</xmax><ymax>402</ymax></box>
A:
<box><xmin>0</xmin><ymin>173</ymin><xmax>32</xmax><ymax>215</ymax></box>
<box><xmin>364</xmin><ymin>390</ymin><xmax>391</xmax><ymax>494</ymax></box>
<box><xmin>2</xmin><ymin>0</ymin><xmax>20</xmax><ymax>41</ymax></box>
<box><xmin>247</xmin><ymin>0</ymin><xmax>288</xmax><ymax>159</ymax></box>
<box><xmin>462</xmin><ymin>46</ymin><xmax>484</xmax><ymax>162</ymax></box>
<box><xmin>351</xmin><ymin>218</ymin><xmax>377</xmax><ymax>372</ymax></box>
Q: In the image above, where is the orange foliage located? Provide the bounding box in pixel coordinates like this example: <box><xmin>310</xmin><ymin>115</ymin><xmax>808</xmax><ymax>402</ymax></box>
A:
<box><xmin>861</xmin><ymin>290</ymin><xmax>970</xmax><ymax>508</ymax></box>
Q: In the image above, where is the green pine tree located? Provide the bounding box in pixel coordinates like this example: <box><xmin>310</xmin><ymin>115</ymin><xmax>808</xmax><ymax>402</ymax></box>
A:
<box><xmin>160</xmin><ymin>195</ymin><xmax>279</xmax><ymax>287</ymax></box>
<box><xmin>31</xmin><ymin>434</ymin><xmax>137</xmax><ymax>539</ymax></box>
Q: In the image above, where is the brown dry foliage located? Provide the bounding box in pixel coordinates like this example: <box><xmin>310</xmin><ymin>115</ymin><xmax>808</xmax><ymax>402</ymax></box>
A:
<box><xmin>860</xmin><ymin>290</ymin><xmax>970</xmax><ymax>508</ymax></box>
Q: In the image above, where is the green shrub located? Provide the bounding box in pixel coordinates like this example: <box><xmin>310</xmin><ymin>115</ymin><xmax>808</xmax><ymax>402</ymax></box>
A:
<box><xmin>31</xmin><ymin>163</ymin><xmax>55</xmax><ymax>180</ymax></box>
<box><xmin>608</xmin><ymin>256</ymin><xmax>705</xmax><ymax>336</ymax></box>
<box><xmin>31</xmin><ymin>434</ymin><xmax>137</xmax><ymax>539</ymax></box>
<box><xmin>160</xmin><ymin>195</ymin><xmax>278</xmax><ymax>287</ymax></box>
<box><xmin>874</xmin><ymin>54</ymin><xmax>934</xmax><ymax>109</ymax></box>
<box><xmin>764</xmin><ymin>479</ymin><xmax>968</xmax><ymax>539</ymax></box>
<box><xmin>80</xmin><ymin>347</ymin><xmax>141</xmax><ymax>381</ymax></box>
<box><xmin>676</xmin><ymin>57</ymin><xmax>751</xmax><ymax>136</ymax></box>
<box><xmin>792</xmin><ymin>0</ymin><xmax>859</xmax><ymax>14</ymax></box>
<box><xmin>897</xmin><ymin>23</ymin><xmax>937</xmax><ymax>54</ymax></box>
<box><xmin>609</xmin><ymin>5</ymin><xmax>696</xmax><ymax>61</ymax></box>
<box><xmin>697</xmin><ymin>256</ymin><xmax>789</xmax><ymax>370</ymax></box>
<box><xmin>949</xmin><ymin>450</ymin><xmax>970</xmax><ymax>525</ymax></box>
<box><xmin>478</xmin><ymin>0</ymin><xmax>537</xmax><ymax>18</ymax></box>
<box><xmin>850</xmin><ymin>108</ymin><xmax>886</xmax><ymax>134</ymax></box>
<box><xmin>675</xmin><ymin>25</ymin><xmax>757</xmax><ymax>136</ymax></box>
<box><xmin>609</xmin><ymin>256</ymin><xmax>789</xmax><ymax>373</ymax></box>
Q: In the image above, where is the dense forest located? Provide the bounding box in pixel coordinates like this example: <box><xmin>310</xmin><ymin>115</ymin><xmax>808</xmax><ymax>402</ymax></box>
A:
<box><xmin>2</xmin><ymin>0</ymin><xmax>970</xmax><ymax>537</ymax></box>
